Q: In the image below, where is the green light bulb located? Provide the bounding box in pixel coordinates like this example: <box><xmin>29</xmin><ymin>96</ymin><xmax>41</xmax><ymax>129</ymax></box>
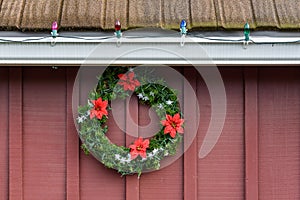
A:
<box><xmin>244</xmin><ymin>23</ymin><xmax>250</xmax><ymax>41</ymax></box>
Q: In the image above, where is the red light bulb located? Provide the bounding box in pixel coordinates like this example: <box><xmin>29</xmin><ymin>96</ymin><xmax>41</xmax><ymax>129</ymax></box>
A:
<box><xmin>115</xmin><ymin>20</ymin><xmax>121</xmax><ymax>31</ymax></box>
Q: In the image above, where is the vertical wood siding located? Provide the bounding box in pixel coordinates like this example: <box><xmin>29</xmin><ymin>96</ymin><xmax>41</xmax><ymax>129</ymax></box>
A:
<box><xmin>8</xmin><ymin>68</ymin><xmax>23</xmax><ymax>199</ymax></box>
<box><xmin>244</xmin><ymin>68</ymin><xmax>259</xmax><ymax>200</ymax></box>
<box><xmin>197</xmin><ymin>68</ymin><xmax>245</xmax><ymax>199</ymax></box>
<box><xmin>0</xmin><ymin>66</ymin><xmax>299</xmax><ymax>200</ymax></box>
<box><xmin>0</xmin><ymin>68</ymin><xmax>8</xmax><ymax>200</ymax></box>
<box><xmin>78</xmin><ymin>68</ymin><xmax>126</xmax><ymax>200</ymax></box>
<box><xmin>258</xmin><ymin>68</ymin><xmax>300</xmax><ymax>199</ymax></box>
<box><xmin>23</xmin><ymin>68</ymin><xmax>66</xmax><ymax>199</ymax></box>
<box><xmin>139</xmin><ymin>67</ymin><xmax>184</xmax><ymax>200</ymax></box>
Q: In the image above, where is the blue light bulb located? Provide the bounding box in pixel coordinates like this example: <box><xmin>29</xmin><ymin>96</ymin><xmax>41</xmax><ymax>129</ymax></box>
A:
<box><xmin>180</xmin><ymin>20</ymin><xmax>186</xmax><ymax>29</ymax></box>
<box><xmin>180</xmin><ymin>20</ymin><xmax>187</xmax><ymax>35</ymax></box>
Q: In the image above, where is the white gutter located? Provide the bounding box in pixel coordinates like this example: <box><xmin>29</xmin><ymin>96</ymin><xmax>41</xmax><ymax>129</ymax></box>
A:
<box><xmin>0</xmin><ymin>36</ymin><xmax>299</xmax><ymax>66</ymax></box>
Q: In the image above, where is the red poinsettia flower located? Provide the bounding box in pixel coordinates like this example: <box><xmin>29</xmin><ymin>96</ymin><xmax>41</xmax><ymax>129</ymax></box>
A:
<box><xmin>129</xmin><ymin>137</ymin><xmax>150</xmax><ymax>160</ymax></box>
<box><xmin>90</xmin><ymin>97</ymin><xmax>108</xmax><ymax>120</ymax></box>
<box><xmin>117</xmin><ymin>72</ymin><xmax>140</xmax><ymax>91</ymax></box>
<box><xmin>161</xmin><ymin>113</ymin><xmax>184</xmax><ymax>138</ymax></box>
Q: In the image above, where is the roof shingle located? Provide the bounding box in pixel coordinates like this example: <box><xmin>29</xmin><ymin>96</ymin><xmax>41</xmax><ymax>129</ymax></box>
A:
<box><xmin>191</xmin><ymin>0</ymin><xmax>217</xmax><ymax>29</ymax></box>
<box><xmin>20</xmin><ymin>0</ymin><xmax>63</xmax><ymax>30</ymax></box>
<box><xmin>0</xmin><ymin>0</ymin><xmax>24</xmax><ymax>29</ymax></box>
<box><xmin>215</xmin><ymin>0</ymin><xmax>255</xmax><ymax>29</ymax></box>
<box><xmin>0</xmin><ymin>0</ymin><xmax>299</xmax><ymax>31</ymax></box>
<box><xmin>128</xmin><ymin>0</ymin><xmax>161</xmax><ymax>28</ymax></box>
<box><xmin>61</xmin><ymin>0</ymin><xmax>104</xmax><ymax>29</ymax></box>
<box><xmin>251</xmin><ymin>0</ymin><xmax>279</xmax><ymax>28</ymax></box>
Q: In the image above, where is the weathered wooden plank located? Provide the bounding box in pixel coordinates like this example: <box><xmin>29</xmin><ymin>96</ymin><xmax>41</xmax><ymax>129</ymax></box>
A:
<box><xmin>197</xmin><ymin>68</ymin><xmax>244</xmax><ymax>199</ymax></box>
<box><xmin>66</xmin><ymin>67</ymin><xmax>80</xmax><ymax>200</ymax></box>
<box><xmin>183</xmin><ymin>67</ymin><xmax>198</xmax><ymax>200</ymax></box>
<box><xmin>258</xmin><ymin>68</ymin><xmax>300</xmax><ymax>199</ymax></box>
<box><xmin>8</xmin><ymin>67</ymin><xmax>23</xmax><ymax>200</ymax></box>
<box><xmin>0</xmin><ymin>68</ymin><xmax>8</xmax><ymax>200</ymax></box>
<box><xmin>23</xmin><ymin>67</ymin><xmax>66</xmax><ymax>199</ymax></box>
<box><xmin>244</xmin><ymin>68</ymin><xmax>258</xmax><ymax>200</ymax></box>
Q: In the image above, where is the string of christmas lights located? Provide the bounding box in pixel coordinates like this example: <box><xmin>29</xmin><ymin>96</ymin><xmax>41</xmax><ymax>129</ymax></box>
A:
<box><xmin>0</xmin><ymin>21</ymin><xmax>299</xmax><ymax>45</ymax></box>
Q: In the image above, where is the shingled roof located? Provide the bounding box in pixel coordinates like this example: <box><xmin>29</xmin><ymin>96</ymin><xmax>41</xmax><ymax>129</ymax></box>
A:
<box><xmin>0</xmin><ymin>0</ymin><xmax>299</xmax><ymax>31</ymax></box>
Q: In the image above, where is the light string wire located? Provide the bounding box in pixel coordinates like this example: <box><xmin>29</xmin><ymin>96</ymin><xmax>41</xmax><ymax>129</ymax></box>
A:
<box><xmin>0</xmin><ymin>33</ymin><xmax>299</xmax><ymax>44</ymax></box>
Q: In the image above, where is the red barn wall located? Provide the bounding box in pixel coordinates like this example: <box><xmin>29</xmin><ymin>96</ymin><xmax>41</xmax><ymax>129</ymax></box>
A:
<box><xmin>0</xmin><ymin>66</ymin><xmax>299</xmax><ymax>200</ymax></box>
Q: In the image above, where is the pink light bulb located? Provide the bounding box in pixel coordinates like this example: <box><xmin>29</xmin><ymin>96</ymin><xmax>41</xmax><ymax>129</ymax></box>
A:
<box><xmin>52</xmin><ymin>21</ymin><xmax>58</xmax><ymax>30</ymax></box>
<box><xmin>115</xmin><ymin>20</ymin><xmax>121</xmax><ymax>31</ymax></box>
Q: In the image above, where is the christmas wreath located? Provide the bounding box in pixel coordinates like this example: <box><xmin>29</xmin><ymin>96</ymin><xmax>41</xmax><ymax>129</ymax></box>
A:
<box><xmin>77</xmin><ymin>66</ymin><xmax>184</xmax><ymax>177</ymax></box>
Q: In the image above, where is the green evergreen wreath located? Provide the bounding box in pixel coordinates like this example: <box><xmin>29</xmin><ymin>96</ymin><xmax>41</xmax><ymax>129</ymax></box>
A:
<box><xmin>77</xmin><ymin>66</ymin><xmax>184</xmax><ymax>177</ymax></box>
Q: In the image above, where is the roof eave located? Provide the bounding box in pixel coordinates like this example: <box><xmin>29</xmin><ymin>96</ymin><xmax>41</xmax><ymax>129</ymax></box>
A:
<box><xmin>0</xmin><ymin>36</ymin><xmax>299</xmax><ymax>66</ymax></box>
